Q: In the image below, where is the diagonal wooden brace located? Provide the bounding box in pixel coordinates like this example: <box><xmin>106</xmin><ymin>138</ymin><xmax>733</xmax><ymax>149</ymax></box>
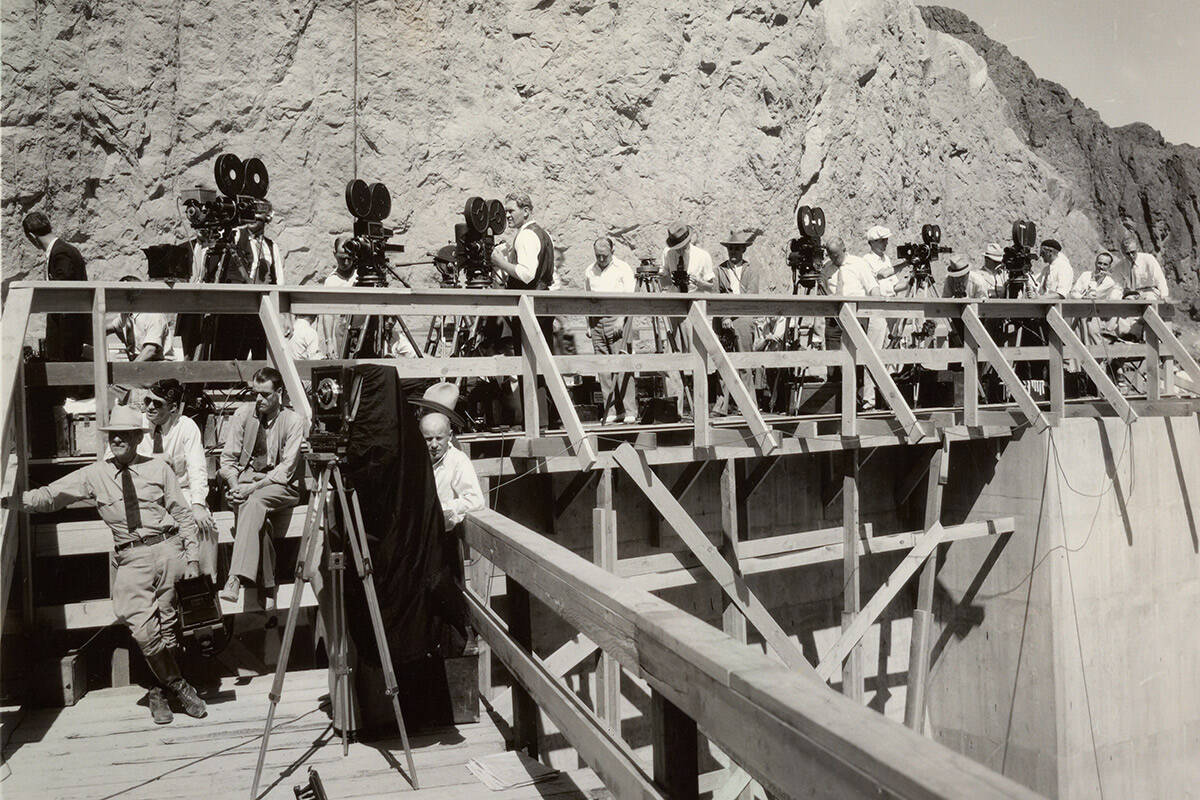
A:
<box><xmin>1045</xmin><ymin>308</ymin><xmax>1137</xmax><ymax>423</ymax></box>
<box><xmin>960</xmin><ymin>306</ymin><xmax>1051</xmax><ymax>432</ymax></box>
<box><xmin>612</xmin><ymin>443</ymin><xmax>817</xmax><ymax>679</ymax></box>
<box><xmin>836</xmin><ymin>306</ymin><xmax>923</xmax><ymax>442</ymax></box>
<box><xmin>0</xmin><ymin>287</ymin><xmax>34</xmax><ymax>481</ymax></box>
<box><xmin>517</xmin><ymin>295</ymin><xmax>598</xmax><ymax>467</ymax></box>
<box><xmin>816</xmin><ymin>521</ymin><xmax>950</xmax><ymax>681</ymax></box>
<box><xmin>259</xmin><ymin>293</ymin><xmax>313</xmax><ymax>425</ymax></box>
<box><xmin>1142</xmin><ymin>306</ymin><xmax>1200</xmax><ymax>387</ymax></box>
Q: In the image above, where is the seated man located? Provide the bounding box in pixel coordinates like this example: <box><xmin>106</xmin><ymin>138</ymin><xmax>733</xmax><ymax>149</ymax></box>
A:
<box><xmin>419</xmin><ymin>412</ymin><xmax>485</xmax><ymax>529</ymax></box>
<box><xmin>6</xmin><ymin>405</ymin><xmax>206</xmax><ymax>725</ymax></box>
<box><xmin>218</xmin><ymin>367</ymin><xmax>306</xmax><ymax>606</ymax></box>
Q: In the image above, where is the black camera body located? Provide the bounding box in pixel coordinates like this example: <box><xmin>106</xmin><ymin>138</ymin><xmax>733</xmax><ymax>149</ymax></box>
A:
<box><xmin>308</xmin><ymin>365</ymin><xmax>357</xmax><ymax>456</ymax></box>
<box><xmin>1002</xmin><ymin>220</ymin><xmax>1038</xmax><ymax>296</ymax></box>
<box><xmin>455</xmin><ymin>197</ymin><xmax>507</xmax><ymax>289</ymax></box>
<box><xmin>788</xmin><ymin>205</ymin><xmax>827</xmax><ymax>290</ymax></box>
<box><xmin>180</xmin><ymin>153</ymin><xmax>271</xmax><ymax>233</ymax></box>
<box><xmin>636</xmin><ymin>256</ymin><xmax>660</xmax><ymax>278</ymax></box>
<box><xmin>175</xmin><ymin>575</ymin><xmax>227</xmax><ymax>657</ymax></box>
<box><xmin>896</xmin><ymin>224</ymin><xmax>951</xmax><ymax>276</ymax></box>
<box><xmin>343</xmin><ymin>179</ymin><xmax>405</xmax><ymax>287</ymax></box>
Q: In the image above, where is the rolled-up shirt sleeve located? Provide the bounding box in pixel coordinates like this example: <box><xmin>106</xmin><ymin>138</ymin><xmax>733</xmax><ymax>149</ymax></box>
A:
<box><xmin>511</xmin><ymin>228</ymin><xmax>540</xmax><ymax>284</ymax></box>
<box><xmin>161</xmin><ymin>464</ymin><xmax>199</xmax><ymax>561</ymax></box>
<box><xmin>22</xmin><ymin>466</ymin><xmax>94</xmax><ymax>513</ymax></box>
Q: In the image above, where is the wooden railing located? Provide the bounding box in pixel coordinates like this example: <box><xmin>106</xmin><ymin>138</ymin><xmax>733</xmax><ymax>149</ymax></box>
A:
<box><xmin>462</xmin><ymin>507</ymin><xmax>1042</xmax><ymax>800</ymax></box>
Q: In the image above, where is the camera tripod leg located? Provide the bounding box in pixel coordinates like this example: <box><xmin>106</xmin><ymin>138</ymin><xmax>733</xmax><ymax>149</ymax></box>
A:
<box><xmin>327</xmin><ymin>548</ymin><xmax>350</xmax><ymax>757</ymax></box>
<box><xmin>330</xmin><ymin>466</ymin><xmax>420</xmax><ymax>789</ymax></box>
<box><xmin>249</xmin><ymin>470</ymin><xmax>330</xmax><ymax>799</ymax></box>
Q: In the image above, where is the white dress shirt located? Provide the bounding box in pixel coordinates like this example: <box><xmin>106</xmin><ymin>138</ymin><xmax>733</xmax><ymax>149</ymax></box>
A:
<box><xmin>509</xmin><ymin>221</ymin><xmax>544</xmax><ymax>284</ymax></box>
<box><xmin>1070</xmin><ymin>271</ymin><xmax>1122</xmax><ymax>300</ymax></box>
<box><xmin>432</xmin><ymin>446</ymin><xmax>485</xmax><ymax>528</ymax></box>
<box><xmin>1125</xmin><ymin>251</ymin><xmax>1169</xmax><ymax>299</ymax></box>
<box><xmin>584</xmin><ymin>258</ymin><xmax>636</xmax><ymax>293</ymax></box>
<box><xmin>829</xmin><ymin>255</ymin><xmax>879</xmax><ymax>297</ymax></box>
<box><xmin>287</xmin><ymin>316</ymin><xmax>324</xmax><ymax>360</ymax></box>
<box><xmin>1041</xmin><ymin>253</ymin><xmax>1075</xmax><ymax>298</ymax></box>
<box><xmin>660</xmin><ymin>245</ymin><xmax>716</xmax><ymax>292</ymax></box>
<box><xmin>862</xmin><ymin>252</ymin><xmax>897</xmax><ymax>297</ymax></box>
<box><xmin>132</xmin><ymin>312</ymin><xmax>179</xmax><ymax>360</ymax></box>
<box><xmin>138</xmin><ymin>412</ymin><xmax>209</xmax><ymax>507</ymax></box>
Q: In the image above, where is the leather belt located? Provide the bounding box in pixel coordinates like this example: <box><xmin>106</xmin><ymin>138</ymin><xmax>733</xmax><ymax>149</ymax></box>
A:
<box><xmin>115</xmin><ymin>532</ymin><xmax>177</xmax><ymax>553</ymax></box>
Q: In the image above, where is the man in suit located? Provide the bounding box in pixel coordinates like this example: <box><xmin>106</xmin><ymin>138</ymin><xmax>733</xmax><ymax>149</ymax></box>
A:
<box><xmin>22</xmin><ymin>211</ymin><xmax>90</xmax><ymax>361</ymax></box>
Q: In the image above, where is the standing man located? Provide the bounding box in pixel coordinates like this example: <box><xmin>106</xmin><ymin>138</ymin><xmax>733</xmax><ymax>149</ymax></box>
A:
<box><xmin>420</xmin><ymin>412</ymin><xmax>485</xmax><ymax>530</ymax></box>
<box><xmin>21</xmin><ymin>211</ymin><xmax>90</xmax><ymax>361</ymax></box>
<box><xmin>6</xmin><ymin>405</ymin><xmax>207</xmax><ymax>724</ymax></box>
<box><xmin>1119</xmin><ymin>233</ymin><xmax>1169</xmax><ymax>300</ymax></box>
<box><xmin>979</xmin><ymin>243</ymin><xmax>1008</xmax><ymax>298</ymax></box>
<box><xmin>661</xmin><ymin>222</ymin><xmax>716</xmax><ymax>293</ymax></box>
<box><xmin>862</xmin><ymin>225</ymin><xmax>910</xmax><ymax>298</ymax></box>
<box><xmin>491</xmin><ymin>191</ymin><xmax>555</xmax><ymax>293</ymax></box>
<box><xmin>140</xmin><ymin>379</ymin><xmax>218</xmax><ymax>578</ymax></box>
<box><xmin>322</xmin><ymin>234</ymin><xmax>356</xmax><ymax>358</ymax></box>
<box><xmin>218</xmin><ymin>368</ymin><xmax>306</xmax><ymax>606</ymax></box>
<box><xmin>714</xmin><ymin>230</ymin><xmax>763</xmax><ymax>414</ymax></box>
<box><xmin>825</xmin><ymin>238</ymin><xmax>884</xmax><ymax>410</ymax></box>
<box><xmin>583</xmin><ymin>237</ymin><xmax>637</xmax><ymax>424</ymax></box>
<box><xmin>1037</xmin><ymin>239</ymin><xmax>1075</xmax><ymax>299</ymax></box>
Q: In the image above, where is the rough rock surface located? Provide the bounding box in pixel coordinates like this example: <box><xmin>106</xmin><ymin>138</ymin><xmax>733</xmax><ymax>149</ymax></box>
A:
<box><xmin>923</xmin><ymin>5</ymin><xmax>1200</xmax><ymax>318</ymax></box>
<box><xmin>0</xmin><ymin>0</ymin><xmax>1186</xmax><ymax>319</ymax></box>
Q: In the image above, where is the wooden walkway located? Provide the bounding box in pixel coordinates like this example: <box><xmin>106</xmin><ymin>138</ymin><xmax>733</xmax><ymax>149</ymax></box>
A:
<box><xmin>0</xmin><ymin>669</ymin><xmax>606</xmax><ymax>800</ymax></box>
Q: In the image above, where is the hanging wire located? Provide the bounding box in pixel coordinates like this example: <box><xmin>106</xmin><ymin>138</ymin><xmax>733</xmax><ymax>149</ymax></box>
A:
<box><xmin>352</xmin><ymin>0</ymin><xmax>359</xmax><ymax>180</ymax></box>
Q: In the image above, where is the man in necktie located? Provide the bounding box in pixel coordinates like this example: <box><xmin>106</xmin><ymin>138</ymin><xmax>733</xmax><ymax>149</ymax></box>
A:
<box><xmin>218</xmin><ymin>368</ymin><xmax>307</xmax><ymax>606</ymax></box>
<box><xmin>7</xmin><ymin>405</ymin><xmax>206</xmax><ymax>724</ymax></box>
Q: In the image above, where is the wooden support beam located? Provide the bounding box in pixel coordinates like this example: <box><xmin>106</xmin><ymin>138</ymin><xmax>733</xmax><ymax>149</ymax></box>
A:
<box><xmin>594</xmin><ymin>468</ymin><xmax>621</xmax><ymax>734</ymax></box>
<box><xmin>517</xmin><ymin>295</ymin><xmax>597</xmax><ymax>467</ymax></box>
<box><xmin>1045</xmin><ymin>308</ymin><xmax>1137</xmax><ymax>424</ymax></box>
<box><xmin>14</xmin><ymin>370</ymin><xmax>33</xmax><ymax>628</ymax></box>
<box><xmin>904</xmin><ymin>434</ymin><xmax>950</xmax><ymax>731</ymax></box>
<box><xmin>0</xmin><ymin>286</ymin><xmax>34</xmax><ymax>475</ymax></box>
<box><xmin>507</xmin><ymin>579</ymin><xmax>539</xmax><ymax>757</ymax></box>
<box><xmin>816</xmin><ymin>521</ymin><xmax>950</xmax><ymax>682</ymax></box>
<box><xmin>670</xmin><ymin>460</ymin><xmax>710</xmax><ymax>500</ymax></box>
<box><xmin>960</xmin><ymin>305</ymin><xmax>1050</xmax><ymax>432</ymax></box>
<box><xmin>841</xmin><ymin>451</ymin><xmax>863</xmax><ymax>702</ymax></box>
<box><xmin>651</xmin><ymin>689</ymin><xmax>698</xmax><ymax>800</ymax></box>
<box><xmin>1141</xmin><ymin>306</ymin><xmax>1200</xmax><ymax>388</ymax></box>
<box><xmin>554</xmin><ymin>471</ymin><xmax>598</xmax><ymax>519</ymax></box>
<box><xmin>687</xmin><ymin>304</ymin><xmax>779</xmax><ymax>454</ymax></box>
<box><xmin>720</xmin><ymin>460</ymin><xmax>748</xmax><ymax>646</ymax></box>
<box><xmin>1145</xmin><ymin>321</ymin><xmax>1162</xmax><ymax>401</ymax></box>
<box><xmin>963</xmin><ymin>332</ymin><xmax>980</xmax><ymax>427</ymax></box>
<box><xmin>739</xmin><ymin>456</ymin><xmax>780</xmax><ymax>503</ymax></box>
<box><xmin>1048</xmin><ymin>313</ymin><xmax>1066</xmax><ymax>417</ymax></box>
<box><xmin>837</xmin><ymin>306</ymin><xmax>922</xmax><ymax>442</ymax></box>
<box><xmin>611</xmin><ymin>443</ymin><xmax>815</xmax><ymax>677</ymax></box>
<box><xmin>689</xmin><ymin>301</ymin><xmax>712</xmax><ymax>448</ymax></box>
<box><xmin>90</xmin><ymin>288</ymin><xmax>109</xmax><ymax>454</ymax></box>
<box><xmin>490</xmin><ymin>633</ymin><xmax>601</xmax><ymax>719</ymax></box>
<box><xmin>465</xmin><ymin>590</ymin><xmax>665</xmax><ymax>800</ymax></box>
<box><xmin>258</xmin><ymin>293</ymin><xmax>312</xmax><ymax>424</ymax></box>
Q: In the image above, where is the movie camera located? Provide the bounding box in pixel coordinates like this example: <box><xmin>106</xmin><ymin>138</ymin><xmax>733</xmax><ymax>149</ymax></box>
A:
<box><xmin>454</xmin><ymin>197</ymin><xmax>507</xmax><ymax>289</ymax></box>
<box><xmin>1002</xmin><ymin>220</ymin><xmax>1038</xmax><ymax>297</ymax></box>
<box><xmin>896</xmin><ymin>224</ymin><xmax>951</xmax><ymax>277</ymax></box>
<box><xmin>343</xmin><ymin>179</ymin><xmax>405</xmax><ymax>287</ymax></box>
<box><xmin>637</xmin><ymin>256</ymin><xmax>661</xmax><ymax>278</ymax></box>
<box><xmin>307</xmin><ymin>365</ymin><xmax>362</xmax><ymax>457</ymax></box>
<box><xmin>787</xmin><ymin>205</ymin><xmax>827</xmax><ymax>290</ymax></box>
<box><xmin>179</xmin><ymin>153</ymin><xmax>271</xmax><ymax>233</ymax></box>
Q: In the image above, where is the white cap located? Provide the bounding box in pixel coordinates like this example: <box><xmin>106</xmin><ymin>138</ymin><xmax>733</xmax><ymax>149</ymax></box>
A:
<box><xmin>866</xmin><ymin>225</ymin><xmax>891</xmax><ymax>241</ymax></box>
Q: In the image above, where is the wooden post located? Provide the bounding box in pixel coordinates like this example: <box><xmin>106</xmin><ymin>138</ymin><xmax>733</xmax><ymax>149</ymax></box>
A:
<box><xmin>841</xmin><ymin>450</ymin><xmax>863</xmax><ymax>702</ymax></box>
<box><xmin>507</xmin><ymin>579</ymin><xmax>538</xmax><ymax>758</ymax></box>
<box><xmin>1048</xmin><ymin>310</ymin><xmax>1066</xmax><ymax>417</ymax></box>
<box><xmin>963</xmin><ymin>311</ymin><xmax>980</xmax><ymax>427</ymax></box>
<box><xmin>1145</xmin><ymin>320</ymin><xmax>1162</xmax><ymax>401</ymax></box>
<box><xmin>690</xmin><ymin>300</ymin><xmax>711</xmax><ymax>448</ymax></box>
<box><xmin>840</xmin><ymin>303</ymin><xmax>857</xmax><ymax>437</ymax></box>
<box><xmin>720</xmin><ymin>460</ymin><xmax>748</xmax><ymax>646</ymax></box>
<box><xmin>467</xmin><ymin>462</ymin><xmax>494</xmax><ymax>702</ymax></box>
<box><xmin>904</xmin><ymin>434</ymin><xmax>950</xmax><ymax>730</ymax></box>
<box><xmin>15</xmin><ymin>364</ymin><xmax>33</xmax><ymax>628</ymax></box>
<box><xmin>593</xmin><ymin>468</ymin><xmax>621</xmax><ymax>733</ymax></box>
<box><xmin>651</xmin><ymin>688</ymin><xmax>698</xmax><ymax>800</ymax></box>
<box><xmin>91</xmin><ymin>288</ymin><xmax>109</xmax><ymax>453</ymax></box>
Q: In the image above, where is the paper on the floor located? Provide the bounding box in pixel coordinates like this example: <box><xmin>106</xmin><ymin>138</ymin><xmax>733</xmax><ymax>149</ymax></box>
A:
<box><xmin>466</xmin><ymin>751</ymin><xmax>561</xmax><ymax>791</ymax></box>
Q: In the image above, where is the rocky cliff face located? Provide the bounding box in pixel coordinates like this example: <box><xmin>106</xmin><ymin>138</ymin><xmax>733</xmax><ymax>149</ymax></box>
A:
<box><xmin>922</xmin><ymin>5</ymin><xmax>1200</xmax><ymax>317</ymax></box>
<box><xmin>0</xmin><ymin>0</ymin><xmax>1181</xmax><ymax>311</ymax></box>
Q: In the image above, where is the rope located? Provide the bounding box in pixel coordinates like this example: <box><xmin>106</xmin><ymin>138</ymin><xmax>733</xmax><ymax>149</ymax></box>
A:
<box><xmin>352</xmin><ymin>0</ymin><xmax>359</xmax><ymax>180</ymax></box>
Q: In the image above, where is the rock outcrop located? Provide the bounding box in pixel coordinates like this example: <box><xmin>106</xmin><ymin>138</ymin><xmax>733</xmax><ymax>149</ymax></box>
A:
<box><xmin>922</xmin><ymin>5</ymin><xmax>1200</xmax><ymax>317</ymax></box>
<box><xmin>0</xmin><ymin>0</ymin><xmax>1190</xmax><ymax>317</ymax></box>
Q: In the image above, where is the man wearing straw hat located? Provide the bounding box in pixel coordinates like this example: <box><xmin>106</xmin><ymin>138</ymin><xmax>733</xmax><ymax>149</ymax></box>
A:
<box><xmin>660</xmin><ymin>221</ymin><xmax>716</xmax><ymax>293</ymax></box>
<box><xmin>8</xmin><ymin>404</ymin><xmax>207</xmax><ymax>724</ymax></box>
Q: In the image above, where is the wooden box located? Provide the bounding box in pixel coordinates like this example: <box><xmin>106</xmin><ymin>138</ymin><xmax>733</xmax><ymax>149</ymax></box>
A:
<box><xmin>37</xmin><ymin>651</ymin><xmax>87</xmax><ymax>707</ymax></box>
<box><xmin>53</xmin><ymin>409</ymin><xmax>97</xmax><ymax>457</ymax></box>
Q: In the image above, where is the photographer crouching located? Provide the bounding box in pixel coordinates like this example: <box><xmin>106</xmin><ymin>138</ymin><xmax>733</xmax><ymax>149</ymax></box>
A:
<box><xmin>4</xmin><ymin>406</ymin><xmax>207</xmax><ymax>725</ymax></box>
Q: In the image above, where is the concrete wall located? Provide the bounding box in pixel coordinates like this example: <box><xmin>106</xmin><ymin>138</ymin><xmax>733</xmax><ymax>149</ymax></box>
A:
<box><xmin>933</xmin><ymin>415</ymin><xmax>1200</xmax><ymax>798</ymax></box>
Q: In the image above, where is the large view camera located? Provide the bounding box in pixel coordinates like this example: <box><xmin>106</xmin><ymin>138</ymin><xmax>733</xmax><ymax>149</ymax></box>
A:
<box><xmin>179</xmin><ymin>153</ymin><xmax>271</xmax><ymax>232</ymax></box>
<box><xmin>343</xmin><ymin>179</ymin><xmax>405</xmax><ymax>287</ymax></box>
<box><xmin>896</xmin><ymin>224</ymin><xmax>951</xmax><ymax>276</ymax></box>
<box><xmin>454</xmin><ymin>197</ymin><xmax>507</xmax><ymax>289</ymax></box>
<box><xmin>307</xmin><ymin>365</ymin><xmax>362</xmax><ymax>456</ymax></box>
<box><xmin>1002</xmin><ymin>220</ymin><xmax>1038</xmax><ymax>297</ymax></box>
<box><xmin>787</xmin><ymin>205</ymin><xmax>826</xmax><ymax>290</ymax></box>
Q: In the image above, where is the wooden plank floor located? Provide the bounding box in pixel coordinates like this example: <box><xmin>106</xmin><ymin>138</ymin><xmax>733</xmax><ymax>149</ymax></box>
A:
<box><xmin>0</xmin><ymin>669</ymin><xmax>608</xmax><ymax>799</ymax></box>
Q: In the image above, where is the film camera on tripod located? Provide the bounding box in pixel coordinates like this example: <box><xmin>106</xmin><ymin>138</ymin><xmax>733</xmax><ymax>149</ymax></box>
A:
<box><xmin>787</xmin><ymin>205</ymin><xmax>827</xmax><ymax>293</ymax></box>
<box><xmin>179</xmin><ymin>153</ymin><xmax>272</xmax><ymax>283</ymax></box>
<box><xmin>454</xmin><ymin>197</ymin><xmax>507</xmax><ymax>289</ymax></box>
<box><xmin>896</xmin><ymin>224</ymin><xmax>952</xmax><ymax>291</ymax></box>
<box><xmin>1002</xmin><ymin>220</ymin><xmax>1039</xmax><ymax>298</ymax></box>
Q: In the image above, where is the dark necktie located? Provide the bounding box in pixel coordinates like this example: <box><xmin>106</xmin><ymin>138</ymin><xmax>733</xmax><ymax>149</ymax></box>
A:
<box><xmin>152</xmin><ymin>426</ymin><xmax>164</xmax><ymax>454</ymax></box>
<box><xmin>120</xmin><ymin>465</ymin><xmax>142</xmax><ymax>535</ymax></box>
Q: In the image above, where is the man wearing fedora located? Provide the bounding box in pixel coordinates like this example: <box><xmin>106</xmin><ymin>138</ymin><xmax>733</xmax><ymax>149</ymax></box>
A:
<box><xmin>8</xmin><ymin>404</ymin><xmax>207</xmax><ymax>724</ymax></box>
<box><xmin>660</xmin><ymin>221</ymin><xmax>716</xmax><ymax>293</ymax></box>
<box><xmin>713</xmin><ymin>230</ymin><xmax>763</xmax><ymax>414</ymax></box>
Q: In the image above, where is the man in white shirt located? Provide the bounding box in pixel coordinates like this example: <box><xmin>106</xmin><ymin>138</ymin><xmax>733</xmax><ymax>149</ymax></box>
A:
<box><xmin>979</xmin><ymin>243</ymin><xmax>1008</xmax><ymax>298</ymax></box>
<box><xmin>862</xmin><ymin>225</ymin><xmax>910</xmax><ymax>298</ymax></box>
<box><xmin>322</xmin><ymin>235</ymin><xmax>356</xmax><ymax>358</ymax></box>
<box><xmin>1119</xmin><ymin>234</ymin><xmax>1169</xmax><ymax>300</ymax></box>
<box><xmin>420</xmin><ymin>413</ymin><xmax>485</xmax><ymax>529</ymax></box>
<box><xmin>491</xmin><ymin>192</ymin><xmax>555</xmax><ymax>292</ymax></box>
<box><xmin>140</xmin><ymin>379</ymin><xmax>218</xmax><ymax>578</ymax></box>
<box><xmin>660</xmin><ymin>222</ymin><xmax>716</xmax><ymax>293</ymax></box>
<box><xmin>1071</xmin><ymin>251</ymin><xmax>1123</xmax><ymax>343</ymax></box>
<box><xmin>825</xmin><ymin>238</ymin><xmax>885</xmax><ymax>409</ymax></box>
<box><xmin>1038</xmin><ymin>239</ymin><xmax>1074</xmax><ymax>299</ymax></box>
<box><xmin>583</xmin><ymin>237</ymin><xmax>637</xmax><ymax>423</ymax></box>
<box><xmin>287</xmin><ymin>314</ymin><xmax>325</xmax><ymax>360</ymax></box>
